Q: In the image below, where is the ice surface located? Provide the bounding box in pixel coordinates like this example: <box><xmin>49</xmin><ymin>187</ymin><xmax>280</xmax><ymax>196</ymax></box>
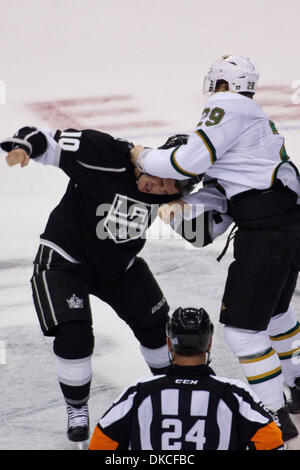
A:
<box><xmin>0</xmin><ymin>0</ymin><xmax>300</xmax><ymax>450</ymax></box>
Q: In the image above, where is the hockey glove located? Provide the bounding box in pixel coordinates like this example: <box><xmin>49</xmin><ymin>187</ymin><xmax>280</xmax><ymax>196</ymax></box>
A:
<box><xmin>158</xmin><ymin>134</ymin><xmax>189</xmax><ymax>149</ymax></box>
<box><xmin>1</xmin><ymin>127</ymin><xmax>48</xmax><ymax>159</ymax></box>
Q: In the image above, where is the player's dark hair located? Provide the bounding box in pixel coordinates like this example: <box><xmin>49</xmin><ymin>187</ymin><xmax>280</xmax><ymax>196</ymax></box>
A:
<box><xmin>175</xmin><ymin>176</ymin><xmax>202</xmax><ymax>196</ymax></box>
<box><xmin>215</xmin><ymin>79</ymin><xmax>254</xmax><ymax>99</ymax></box>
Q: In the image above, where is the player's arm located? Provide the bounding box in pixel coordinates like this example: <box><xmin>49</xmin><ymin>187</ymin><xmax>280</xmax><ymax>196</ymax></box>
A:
<box><xmin>158</xmin><ymin>186</ymin><xmax>232</xmax><ymax>248</ymax></box>
<box><xmin>170</xmin><ymin>210</ymin><xmax>233</xmax><ymax>248</ymax></box>
<box><xmin>2</xmin><ymin>127</ymin><xmax>68</xmax><ymax>168</ymax></box>
<box><xmin>1</xmin><ymin>127</ymin><xmax>132</xmax><ymax>175</ymax></box>
<box><xmin>131</xmin><ymin>101</ymin><xmax>246</xmax><ymax>180</ymax></box>
<box><xmin>131</xmin><ymin>131</ymin><xmax>213</xmax><ymax>180</ymax></box>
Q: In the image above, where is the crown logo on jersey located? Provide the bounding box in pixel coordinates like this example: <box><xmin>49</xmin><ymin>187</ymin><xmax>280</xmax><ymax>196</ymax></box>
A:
<box><xmin>66</xmin><ymin>294</ymin><xmax>84</xmax><ymax>309</ymax></box>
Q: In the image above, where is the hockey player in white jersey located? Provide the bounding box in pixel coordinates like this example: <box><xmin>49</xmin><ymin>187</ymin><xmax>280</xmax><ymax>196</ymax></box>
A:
<box><xmin>131</xmin><ymin>54</ymin><xmax>300</xmax><ymax>442</ymax></box>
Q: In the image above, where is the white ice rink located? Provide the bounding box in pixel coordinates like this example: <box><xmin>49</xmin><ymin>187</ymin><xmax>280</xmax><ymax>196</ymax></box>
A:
<box><xmin>1</xmin><ymin>0</ymin><xmax>300</xmax><ymax>450</ymax></box>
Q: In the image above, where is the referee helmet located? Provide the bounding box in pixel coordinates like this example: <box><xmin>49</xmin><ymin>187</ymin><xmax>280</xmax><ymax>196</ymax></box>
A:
<box><xmin>166</xmin><ymin>307</ymin><xmax>214</xmax><ymax>354</ymax></box>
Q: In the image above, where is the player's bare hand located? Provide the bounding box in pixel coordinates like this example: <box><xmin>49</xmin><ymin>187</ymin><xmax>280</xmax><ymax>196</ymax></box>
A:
<box><xmin>6</xmin><ymin>149</ymin><xmax>30</xmax><ymax>167</ymax></box>
<box><xmin>130</xmin><ymin>145</ymin><xmax>144</xmax><ymax>167</ymax></box>
<box><xmin>158</xmin><ymin>200</ymin><xmax>186</xmax><ymax>224</ymax></box>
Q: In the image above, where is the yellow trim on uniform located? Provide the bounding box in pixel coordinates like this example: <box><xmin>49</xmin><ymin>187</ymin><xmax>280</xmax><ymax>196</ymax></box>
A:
<box><xmin>170</xmin><ymin>147</ymin><xmax>198</xmax><ymax>177</ymax></box>
<box><xmin>277</xmin><ymin>347</ymin><xmax>300</xmax><ymax>359</ymax></box>
<box><xmin>269</xmin><ymin>324</ymin><xmax>300</xmax><ymax>342</ymax></box>
<box><xmin>247</xmin><ymin>366</ymin><xmax>282</xmax><ymax>384</ymax></box>
<box><xmin>239</xmin><ymin>348</ymin><xmax>276</xmax><ymax>364</ymax></box>
<box><xmin>195</xmin><ymin>130</ymin><xmax>215</xmax><ymax>165</ymax></box>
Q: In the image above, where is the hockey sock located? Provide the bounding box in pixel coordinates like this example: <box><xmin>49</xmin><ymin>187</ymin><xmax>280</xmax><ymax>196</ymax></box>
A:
<box><xmin>140</xmin><ymin>344</ymin><xmax>170</xmax><ymax>375</ymax></box>
<box><xmin>224</xmin><ymin>326</ymin><xmax>284</xmax><ymax>410</ymax></box>
<box><xmin>267</xmin><ymin>306</ymin><xmax>300</xmax><ymax>388</ymax></box>
<box><xmin>55</xmin><ymin>354</ymin><xmax>92</xmax><ymax>407</ymax></box>
<box><xmin>53</xmin><ymin>322</ymin><xmax>94</xmax><ymax>407</ymax></box>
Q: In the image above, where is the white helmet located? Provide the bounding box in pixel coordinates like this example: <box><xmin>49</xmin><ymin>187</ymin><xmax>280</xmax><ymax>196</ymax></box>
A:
<box><xmin>203</xmin><ymin>54</ymin><xmax>260</xmax><ymax>95</ymax></box>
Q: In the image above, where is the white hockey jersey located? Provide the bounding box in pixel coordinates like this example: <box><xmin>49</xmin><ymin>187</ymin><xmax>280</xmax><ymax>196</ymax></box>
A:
<box><xmin>137</xmin><ymin>92</ymin><xmax>300</xmax><ymax>201</ymax></box>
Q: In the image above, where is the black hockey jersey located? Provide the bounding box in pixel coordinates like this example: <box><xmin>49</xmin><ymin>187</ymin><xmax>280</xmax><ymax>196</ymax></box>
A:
<box><xmin>8</xmin><ymin>128</ymin><xmax>177</xmax><ymax>279</ymax></box>
<box><xmin>89</xmin><ymin>364</ymin><xmax>283</xmax><ymax>450</ymax></box>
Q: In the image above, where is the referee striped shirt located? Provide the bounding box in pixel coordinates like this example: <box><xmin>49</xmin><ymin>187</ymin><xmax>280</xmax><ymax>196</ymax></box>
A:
<box><xmin>89</xmin><ymin>365</ymin><xmax>283</xmax><ymax>450</ymax></box>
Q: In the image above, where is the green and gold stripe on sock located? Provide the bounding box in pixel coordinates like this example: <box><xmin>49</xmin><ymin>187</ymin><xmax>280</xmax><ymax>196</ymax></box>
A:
<box><xmin>194</xmin><ymin>129</ymin><xmax>217</xmax><ymax>164</ymax></box>
<box><xmin>246</xmin><ymin>366</ymin><xmax>282</xmax><ymax>385</ymax></box>
<box><xmin>277</xmin><ymin>346</ymin><xmax>300</xmax><ymax>361</ymax></box>
<box><xmin>238</xmin><ymin>347</ymin><xmax>275</xmax><ymax>364</ymax></box>
<box><xmin>269</xmin><ymin>322</ymin><xmax>300</xmax><ymax>342</ymax></box>
<box><xmin>170</xmin><ymin>146</ymin><xmax>198</xmax><ymax>177</ymax></box>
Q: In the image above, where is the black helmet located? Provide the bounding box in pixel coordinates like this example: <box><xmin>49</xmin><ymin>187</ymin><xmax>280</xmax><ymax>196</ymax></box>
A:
<box><xmin>166</xmin><ymin>307</ymin><xmax>214</xmax><ymax>354</ymax></box>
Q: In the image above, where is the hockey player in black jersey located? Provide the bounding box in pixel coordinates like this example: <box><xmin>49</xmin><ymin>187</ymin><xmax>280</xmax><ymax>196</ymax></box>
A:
<box><xmin>89</xmin><ymin>307</ymin><xmax>284</xmax><ymax>450</ymax></box>
<box><xmin>1</xmin><ymin>127</ymin><xmax>196</xmax><ymax>445</ymax></box>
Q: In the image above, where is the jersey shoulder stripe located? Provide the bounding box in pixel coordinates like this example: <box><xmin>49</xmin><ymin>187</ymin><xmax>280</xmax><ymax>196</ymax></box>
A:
<box><xmin>195</xmin><ymin>129</ymin><xmax>217</xmax><ymax>163</ymax></box>
<box><xmin>77</xmin><ymin>160</ymin><xmax>126</xmax><ymax>172</ymax></box>
<box><xmin>170</xmin><ymin>145</ymin><xmax>198</xmax><ymax>177</ymax></box>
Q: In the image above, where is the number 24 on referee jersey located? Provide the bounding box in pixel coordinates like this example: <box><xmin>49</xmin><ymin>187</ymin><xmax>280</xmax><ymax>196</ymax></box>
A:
<box><xmin>162</xmin><ymin>418</ymin><xmax>206</xmax><ymax>450</ymax></box>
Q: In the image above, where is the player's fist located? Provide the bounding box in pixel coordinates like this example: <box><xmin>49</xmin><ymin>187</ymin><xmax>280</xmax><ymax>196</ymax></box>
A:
<box><xmin>158</xmin><ymin>200</ymin><xmax>187</xmax><ymax>224</ymax></box>
<box><xmin>6</xmin><ymin>149</ymin><xmax>30</xmax><ymax>167</ymax></box>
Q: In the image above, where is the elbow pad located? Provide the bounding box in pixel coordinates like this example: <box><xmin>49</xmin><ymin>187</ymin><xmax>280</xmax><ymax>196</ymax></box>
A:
<box><xmin>172</xmin><ymin>211</ymin><xmax>233</xmax><ymax>248</ymax></box>
<box><xmin>1</xmin><ymin>127</ymin><xmax>48</xmax><ymax>159</ymax></box>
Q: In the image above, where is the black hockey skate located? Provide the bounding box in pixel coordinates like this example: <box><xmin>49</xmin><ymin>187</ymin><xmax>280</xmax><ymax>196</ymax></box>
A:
<box><xmin>66</xmin><ymin>403</ymin><xmax>90</xmax><ymax>443</ymax></box>
<box><xmin>271</xmin><ymin>405</ymin><xmax>299</xmax><ymax>442</ymax></box>
<box><xmin>286</xmin><ymin>377</ymin><xmax>300</xmax><ymax>414</ymax></box>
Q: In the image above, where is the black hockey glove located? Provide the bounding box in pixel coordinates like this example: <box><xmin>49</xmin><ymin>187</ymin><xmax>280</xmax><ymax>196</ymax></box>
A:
<box><xmin>158</xmin><ymin>134</ymin><xmax>189</xmax><ymax>149</ymax></box>
<box><xmin>1</xmin><ymin>127</ymin><xmax>48</xmax><ymax>158</ymax></box>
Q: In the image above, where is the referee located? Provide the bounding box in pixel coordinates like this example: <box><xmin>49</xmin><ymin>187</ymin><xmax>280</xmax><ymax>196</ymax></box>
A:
<box><xmin>89</xmin><ymin>307</ymin><xmax>284</xmax><ymax>450</ymax></box>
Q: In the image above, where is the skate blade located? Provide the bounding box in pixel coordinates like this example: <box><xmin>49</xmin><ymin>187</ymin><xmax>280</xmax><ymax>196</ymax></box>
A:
<box><xmin>72</xmin><ymin>440</ymin><xmax>89</xmax><ymax>450</ymax></box>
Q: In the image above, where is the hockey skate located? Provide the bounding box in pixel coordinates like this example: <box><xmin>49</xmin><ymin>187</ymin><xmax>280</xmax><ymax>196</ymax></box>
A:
<box><xmin>286</xmin><ymin>377</ymin><xmax>300</xmax><ymax>414</ymax></box>
<box><xmin>66</xmin><ymin>403</ymin><xmax>90</xmax><ymax>448</ymax></box>
<box><xmin>270</xmin><ymin>405</ymin><xmax>299</xmax><ymax>442</ymax></box>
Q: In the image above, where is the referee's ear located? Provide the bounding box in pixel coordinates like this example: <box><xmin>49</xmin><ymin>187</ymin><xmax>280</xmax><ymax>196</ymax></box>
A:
<box><xmin>166</xmin><ymin>337</ymin><xmax>173</xmax><ymax>352</ymax></box>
